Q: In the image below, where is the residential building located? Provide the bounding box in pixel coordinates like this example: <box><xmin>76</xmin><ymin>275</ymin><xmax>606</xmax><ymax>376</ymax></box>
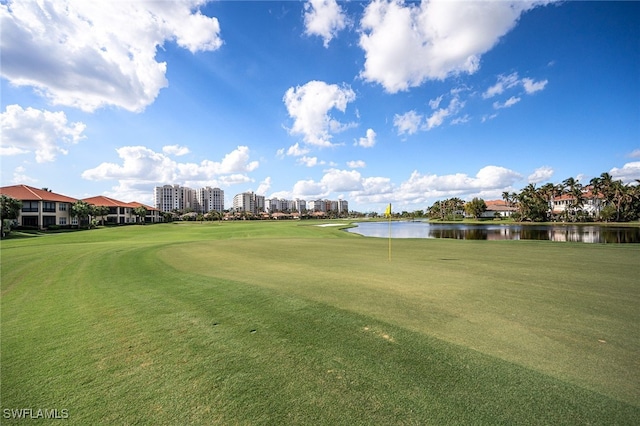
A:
<box><xmin>154</xmin><ymin>184</ymin><xmax>197</xmax><ymax>213</ymax></box>
<box><xmin>264</xmin><ymin>198</ymin><xmax>292</xmax><ymax>213</ymax></box>
<box><xmin>196</xmin><ymin>186</ymin><xmax>224</xmax><ymax>214</ymax></box>
<box><xmin>292</xmin><ymin>199</ymin><xmax>306</xmax><ymax>213</ymax></box>
<box><xmin>264</xmin><ymin>197</ymin><xmax>346</xmax><ymax>215</ymax></box>
<box><xmin>0</xmin><ymin>184</ymin><xmax>163</xmax><ymax>229</ymax></box>
<box><xmin>233</xmin><ymin>192</ymin><xmax>264</xmax><ymax>215</ymax></box>
<box><xmin>0</xmin><ymin>185</ymin><xmax>77</xmax><ymax>228</ymax></box>
<box><xmin>264</xmin><ymin>198</ymin><xmax>278</xmax><ymax>213</ymax></box>
<box><xmin>551</xmin><ymin>190</ymin><xmax>605</xmax><ymax>218</ymax></box>
<box><xmin>129</xmin><ymin>202</ymin><xmax>162</xmax><ymax>223</ymax></box>
<box><xmin>84</xmin><ymin>196</ymin><xmax>161</xmax><ymax>224</ymax></box>
<box><xmin>307</xmin><ymin>199</ymin><xmax>326</xmax><ymax>212</ymax></box>
<box><xmin>480</xmin><ymin>200</ymin><xmax>517</xmax><ymax>218</ymax></box>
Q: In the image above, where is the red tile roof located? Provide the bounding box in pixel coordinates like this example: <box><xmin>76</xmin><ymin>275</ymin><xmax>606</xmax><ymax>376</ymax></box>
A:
<box><xmin>82</xmin><ymin>196</ymin><xmax>159</xmax><ymax>211</ymax></box>
<box><xmin>129</xmin><ymin>201</ymin><xmax>159</xmax><ymax>211</ymax></box>
<box><xmin>82</xmin><ymin>195</ymin><xmax>138</xmax><ymax>208</ymax></box>
<box><xmin>0</xmin><ymin>185</ymin><xmax>78</xmax><ymax>203</ymax></box>
<box><xmin>554</xmin><ymin>190</ymin><xmax>603</xmax><ymax>201</ymax></box>
<box><xmin>485</xmin><ymin>200</ymin><xmax>517</xmax><ymax>211</ymax></box>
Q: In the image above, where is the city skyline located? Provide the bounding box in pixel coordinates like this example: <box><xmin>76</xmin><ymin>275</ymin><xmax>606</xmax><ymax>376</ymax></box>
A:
<box><xmin>1</xmin><ymin>0</ymin><xmax>638</xmax><ymax>213</ymax></box>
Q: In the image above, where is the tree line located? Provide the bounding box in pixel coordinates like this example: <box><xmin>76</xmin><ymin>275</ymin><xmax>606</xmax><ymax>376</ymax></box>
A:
<box><xmin>425</xmin><ymin>173</ymin><xmax>640</xmax><ymax>222</ymax></box>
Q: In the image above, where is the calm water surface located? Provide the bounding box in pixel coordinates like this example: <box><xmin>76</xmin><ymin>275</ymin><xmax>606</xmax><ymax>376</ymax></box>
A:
<box><xmin>346</xmin><ymin>221</ymin><xmax>640</xmax><ymax>243</ymax></box>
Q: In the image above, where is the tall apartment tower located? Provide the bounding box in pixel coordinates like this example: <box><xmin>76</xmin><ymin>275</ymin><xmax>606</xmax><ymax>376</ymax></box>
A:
<box><xmin>233</xmin><ymin>192</ymin><xmax>264</xmax><ymax>215</ymax></box>
<box><xmin>338</xmin><ymin>199</ymin><xmax>349</xmax><ymax>213</ymax></box>
<box><xmin>154</xmin><ymin>184</ymin><xmax>181</xmax><ymax>213</ymax></box>
<box><xmin>197</xmin><ymin>187</ymin><xmax>224</xmax><ymax>213</ymax></box>
<box><xmin>307</xmin><ymin>199</ymin><xmax>326</xmax><ymax>212</ymax></box>
<box><xmin>154</xmin><ymin>184</ymin><xmax>196</xmax><ymax>213</ymax></box>
<box><xmin>292</xmin><ymin>199</ymin><xmax>306</xmax><ymax>213</ymax></box>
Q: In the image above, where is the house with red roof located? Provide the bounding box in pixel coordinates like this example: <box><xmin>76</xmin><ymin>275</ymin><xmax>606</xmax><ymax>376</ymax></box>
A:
<box><xmin>479</xmin><ymin>200</ymin><xmax>517</xmax><ymax>218</ymax></box>
<box><xmin>0</xmin><ymin>185</ymin><xmax>78</xmax><ymax>228</ymax></box>
<box><xmin>1</xmin><ymin>184</ymin><xmax>162</xmax><ymax>229</ymax></box>
<box><xmin>82</xmin><ymin>195</ymin><xmax>161</xmax><ymax>224</ymax></box>
<box><xmin>551</xmin><ymin>189</ymin><xmax>605</xmax><ymax>218</ymax></box>
<box><xmin>128</xmin><ymin>201</ymin><xmax>162</xmax><ymax>223</ymax></box>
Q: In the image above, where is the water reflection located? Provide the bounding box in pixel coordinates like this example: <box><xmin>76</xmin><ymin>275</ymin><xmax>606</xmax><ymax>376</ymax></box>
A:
<box><xmin>346</xmin><ymin>221</ymin><xmax>640</xmax><ymax>243</ymax></box>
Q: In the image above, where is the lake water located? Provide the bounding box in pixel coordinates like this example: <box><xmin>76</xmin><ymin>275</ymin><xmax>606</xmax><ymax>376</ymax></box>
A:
<box><xmin>346</xmin><ymin>221</ymin><xmax>640</xmax><ymax>243</ymax></box>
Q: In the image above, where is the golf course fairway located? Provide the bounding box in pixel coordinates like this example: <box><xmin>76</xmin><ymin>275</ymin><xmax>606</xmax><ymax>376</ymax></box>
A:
<box><xmin>1</xmin><ymin>221</ymin><xmax>639</xmax><ymax>424</ymax></box>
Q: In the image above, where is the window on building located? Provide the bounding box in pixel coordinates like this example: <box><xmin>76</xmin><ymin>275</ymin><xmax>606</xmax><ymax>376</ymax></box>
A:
<box><xmin>43</xmin><ymin>216</ymin><xmax>56</xmax><ymax>227</ymax></box>
<box><xmin>59</xmin><ymin>217</ymin><xmax>67</xmax><ymax>225</ymax></box>
<box><xmin>22</xmin><ymin>201</ymin><xmax>39</xmax><ymax>212</ymax></box>
<box><xmin>22</xmin><ymin>216</ymin><xmax>38</xmax><ymax>227</ymax></box>
<box><xmin>43</xmin><ymin>202</ymin><xmax>56</xmax><ymax>212</ymax></box>
<box><xmin>59</xmin><ymin>203</ymin><xmax>67</xmax><ymax>211</ymax></box>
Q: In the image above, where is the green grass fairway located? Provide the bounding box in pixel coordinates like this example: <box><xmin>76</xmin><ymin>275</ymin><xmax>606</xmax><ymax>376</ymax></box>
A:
<box><xmin>2</xmin><ymin>222</ymin><xmax>639</xmax><ymax>424</ymax></box>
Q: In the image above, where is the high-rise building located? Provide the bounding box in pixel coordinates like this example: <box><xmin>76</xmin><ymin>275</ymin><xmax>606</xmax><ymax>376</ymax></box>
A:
<box><xmin>154</xmin><ymin>184</ymin><xmax>197</xmax><ymax>213</ymax></box>
<box><xmin>265</xmin><ymin>198</ymin><xmax>292</xmax><ymax>213</ymax></box>
<box><xmin>307</xmin><ymin>199</ymin><xmax>325</xmax><ymax>212</ymax></box>
<box><xmin>233</xmin><ymin>192</ymin><xmax>264</xmax><ymax>215</ymax></box>
<box><xmin>292</xmin><ymin>199</ymin><xmax>306</xmax><ymax>213</ymax></box>
<box><xmin>338</xmin><ymin>199</ymin><xmax>349</xmax><ymax>213</ymax></box>
<box><xmin>196</xmin><ymin>187</ymin><xmax>224</xmax><ymax>213</ymax></box>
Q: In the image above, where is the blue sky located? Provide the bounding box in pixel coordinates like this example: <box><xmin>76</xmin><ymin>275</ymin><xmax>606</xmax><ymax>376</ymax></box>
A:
<box><xmin>1</xmin><ymin>0</ymin><xmax>639</xmax><ymax>213</ymax></box>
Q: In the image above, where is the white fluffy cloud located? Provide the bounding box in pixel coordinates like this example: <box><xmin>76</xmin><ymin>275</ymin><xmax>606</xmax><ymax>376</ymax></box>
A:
<box><xmin>163</xmin><ymin>145</ymin><xmax>191</xmax><ymax>156</ymax></box>
<box><xmin>283</xmin><ymin>80</ymin><xmax>356</xmax><ymax>147</ymax></box>
<box><xmin>0</xmin><ymin>0</ymin><xmax>222</xmax><ymax>112</ymax></box>
<box><xmin>256</xmin><ymin>177</ymin><xmax>272</xmax><ymax>196</ymax></box>
<box><xmin>493</xmin><ymin>96</ymin><xmax>521</xmax><ymax>109</ymax></box>
<box><xmin>356</xmin><ymin>128</ymin><xmax>377</xmax><ymax>148</ymax></box>
<box><xmin>359</xmin><ymin>0</ymin><xmax>550</xmax><ymax>93</ymax></box>
<box><xmin>304</xmin><ymin>0</ymin><xmax>347</xmax><ymax>47</ymax></box>
<box><xmin>483</xmin><ymin>72</ymin><xmax>521</xmax><ymax>99</ymax></box>
<box><xmin>394</xmin><ymin>93</ymin><xmax>464</xmax><ymax>134</ymax></box>
<box><xmin>484</xmin><ymin>72</ymin><xmax>548</xmax><ymax>100</ymax></box>
<box><xmin>609</xmin><ymin>162</ymin><xmax>640</xmax><ymax>184</ymax></box>
<box><xmin>0</xmin><ymin>104</ymin><xmax>86</xmax><ymax>162</ymax></box>
<box><xmin>426</xmin><ymin>96</ymin><xmax>464</xmax><ymax>129</ymax></box>
<box><xmin>321</xmin><ymin>169</ymin><xmax>363</xmax><ymax>192</ymax></box>
<box><xmin>287</xmin><ymin>143</ymin><xmax>311</xmax><ymax>157</ymax></box>
<box><xmin>522</xmin><ymin>77</ymin><xmax>548</xmax><ymax>94</ymax></box>
<box><xmin>394</xmin><ymin>110</ymin><xmax>423</xmax><ymax>135</ymax></box>
<box><xmin>11</xmin><ymin>166</ymin><xmax>38</xmax><ymax>185</ymax></box>
<box><xmin>347</xmin><ymin>160</ymin><xmax>366</xmax><ymax>169</ymax></box>
<box><xmin>298</xmin><ymin>156</ymin><xmax>323</xmax><ymax>167</ymax></box>
<box><xmin>397</xmin><ymin>166</ymin><xmax>522</xmax><ymax>203</ymax></box>
<box><xmin>291</xmin><ymin>179</ymin><xmax>328</xmax><ymax>199</ymax></box>
<box><xmin>82</xmin><ymin>145</ymin><xmax>258</xmax><ymax>185</ymax></box>
<box><xmin>528</xmin><ymin>166</ymin><xmax>555</xmax><ymax>184</ymax></box>
<box><xmin>280</xmin><ymin>164</ymin><xmax>523</xmax><ymax>209</ymax></box>
<box><xmin>352</xmin><ymin>177</ymin><xmax>396</xmax><ymax>205</ymax></box>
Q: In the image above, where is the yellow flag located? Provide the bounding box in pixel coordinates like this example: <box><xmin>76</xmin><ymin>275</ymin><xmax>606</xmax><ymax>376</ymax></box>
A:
<box><xmin>384</xmin><ymin>203</ymin><xmax>391</xmax><ymax>218</ymax></box>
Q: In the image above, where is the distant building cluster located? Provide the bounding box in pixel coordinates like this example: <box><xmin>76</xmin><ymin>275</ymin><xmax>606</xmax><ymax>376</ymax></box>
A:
<box><xmin>154</xmin><ymin>185</ymin><xmax>224</xmax><ymax>214</ymax></box>
<box><xmin>154</xmin><ymin>185</ymin><xmax>348</xmax><ymax>216</ymax></box>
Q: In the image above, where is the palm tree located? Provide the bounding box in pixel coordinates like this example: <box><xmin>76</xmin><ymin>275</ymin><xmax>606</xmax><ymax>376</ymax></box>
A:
<box><xmin>502</xmin><ymin>191</ymin><xmax>511</xmax><ymax>206</ymax></box>
<box><xmin>562</xmin><ymin>177</ymin><xmax>585</xmax><ymax>221</ymax></box>
<box><xmin>610</xmin><ymin>180</ymin><xmax>631</xmax><ymax>222</ymax></box>
<box><xmin>589</xmin><ymin>173</ymin><xmax>613</xmax><ymax>220</ymax></box>
<box><xmin>539</xmin><ymin>183</ymin><xmax>561</xmax><ymax>220</ymax></box>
